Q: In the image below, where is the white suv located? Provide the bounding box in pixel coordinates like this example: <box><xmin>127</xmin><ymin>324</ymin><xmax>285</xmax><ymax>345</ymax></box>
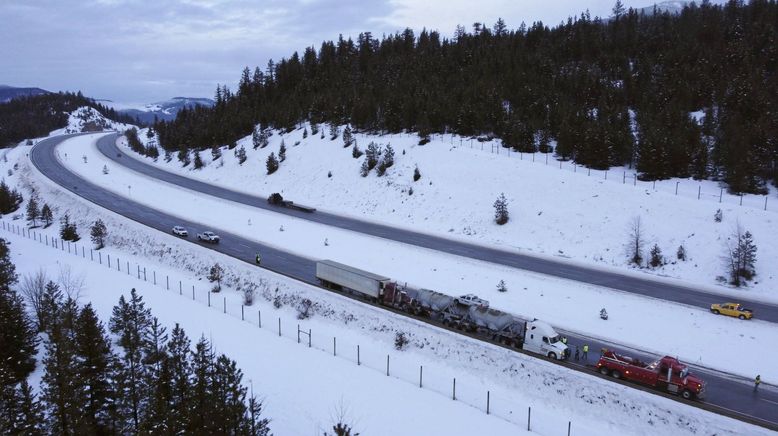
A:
<box><xmin>456</xmin><ymin>294</ymin><xmax>489</xmax><ymax>308</ymax></box>
<box><xmin>172</xmin><ymin>226</ymin><xmax>188</xmax><ymax>237</ymax></box>
<box><xmin>197</xmin><ymin>231</ymin><xmax>220</xmax><ymax>243</ymax></box>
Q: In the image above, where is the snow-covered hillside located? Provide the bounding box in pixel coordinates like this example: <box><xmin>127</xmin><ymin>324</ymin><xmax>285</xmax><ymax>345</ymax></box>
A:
<box><xmin>133</xmin><ymin>124</ymin><xmax>777</xmax><ymax>301</ymax></box>
<box><xmin>2</xmin><ymin>135</ymin><xmax>770</xmax><ymax>434</ymax></box>
<box><xmin>48</xmin><ymin>106</ymin><xmax>136</xmax><ymax>136</ymax></box>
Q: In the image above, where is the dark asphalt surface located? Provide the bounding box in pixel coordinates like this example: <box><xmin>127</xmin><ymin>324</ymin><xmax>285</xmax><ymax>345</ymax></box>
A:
<box><xmin>31</xmin><ymin>133</ymin><xmax>778</xmax><ymax>429</ymax></box>
<box><xmin>94</xmin><ymin>134</ymin><xmax>778</xmax><ymax>325</ymax></box>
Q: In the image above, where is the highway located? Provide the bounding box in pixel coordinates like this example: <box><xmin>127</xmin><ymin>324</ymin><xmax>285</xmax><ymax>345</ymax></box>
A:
<box><xmin>30</xmin><ymin>133</ymin><xmax>778</xmax><ymax>430</ymax></box>
<box><xmin>94</xmin><ymin>133</ymin><xmax>778</xmax><ymax>324</ymax></box>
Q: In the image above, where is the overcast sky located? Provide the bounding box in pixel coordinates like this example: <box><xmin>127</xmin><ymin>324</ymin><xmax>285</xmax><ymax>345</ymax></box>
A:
<box><xmin>0</xmin><ymin>1</ymin><xmax>717</xmax><ymax>105</ymax></box>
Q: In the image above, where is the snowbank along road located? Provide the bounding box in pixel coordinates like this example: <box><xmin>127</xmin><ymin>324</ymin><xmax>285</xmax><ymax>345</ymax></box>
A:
<box><xmin>29</xmin><ymin>133</ymin><xmax>778</xmax><ymax>429</ymax></box>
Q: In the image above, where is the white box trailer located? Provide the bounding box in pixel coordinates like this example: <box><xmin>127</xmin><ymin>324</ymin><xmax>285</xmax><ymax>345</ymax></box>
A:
<box><xmin>316</xmin><ymin>260</ymin><xmax>392</xmax><ymax>299</ymax></box>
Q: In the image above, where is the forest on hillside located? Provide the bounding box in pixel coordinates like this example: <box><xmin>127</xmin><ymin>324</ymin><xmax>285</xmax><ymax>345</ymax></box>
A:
<box><xmin>155</xmin><ymin>0</ymin><xmax>777</xmax><ymax>194</ymax></box>
<box><xmin>0</xmin><ymin>92</ymin><xmax>138</xmax><ymax>148</ymax></box>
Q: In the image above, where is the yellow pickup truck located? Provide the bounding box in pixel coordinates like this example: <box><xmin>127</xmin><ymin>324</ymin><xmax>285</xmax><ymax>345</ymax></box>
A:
<box><xmin>710</xmin><ymin>303</ymin><xmax>753</xmax><ymax>320</ymax></box>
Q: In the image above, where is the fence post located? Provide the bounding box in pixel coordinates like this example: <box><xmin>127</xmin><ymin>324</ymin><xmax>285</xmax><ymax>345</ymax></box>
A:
<box><xmin>698</xmin><ymin>185</ymin><xmax>701</xmax><ymax>200</ymax></box>
<box><xmin>308</xmin><ymin>329</ymin><xmax>311</xmax><ymax>348</ymax></box>
<box><xmin>258</xmin><ymin>310</ymin><xmax>262</xmax><ymax>328</ymax></box>
<box><xmin>653</xmin><ymin>180</ymin><xmax>656</xmax><ymax>190</ymax></box>
<box><xmin>453</xmin><ymin>378</ymin><xmax>456</xmax><ymax>400</ymax></box>
<box><xmin>278</xmin><ymin>318</ymin><xmax>281</xmax><ymax>337</ymax></box>
<box><xmin>298</xmin><ymin>324</ymin><xmax>300</xmax><ymax>343</ymax></box>
<box><xmin>223</xmin><ymin>297</ymin><xmax>226</xmax><ymax>314</ymax></box>
<box><xmin>487</xmin><ymin>391</ymin><xmax>490</xmax><ymax>415</ymax></box>
<box><xmin>82</xmin><ymin>246</ymin><xmax>84</xmax><ymax>258</ymax></box>
<box><xmin>67</xmin><ymin>241</ymin><xmax>70</xmax><ymax>252</ymax></box>
<box><xmin>333</xmin><ymin>337</ymin><xmax>336</xmax><ymax>356</ymax></box>
<box><xmin>192</xmin><ymin>286</ymin><xmax>195</xmax><ymax>300</ymax></box>
<box><xmin>386</xmin><ymin>355</ymin><xmax>389</xmax><ymax>376</ymax></box>
<box><xmin>153</xmin><ymin>271</ymin><xmax>156</xmax><ymax>285</ymax></box>
<box><xmin>633</xmin><ymin>174</ymin><xmax>636</xmax><ymax>186</ymax></box>
<box><xmin>605</xmin><ymin>171</ymin><xmax>607</xmax><ymax>180</ymax></box>
<box><xmin>166</xmin><ymin>276</ymin><xmax>169</xmax><ymax>290</ymax></box>
<box><xmin>740</xmin><ymin>194</ymin><xmax>743</xmax><ymax>206</ymax></box>
<box><xmin>117</xmin><ymin>258</ymin><xmax>120</xmax><ymax>271</ymax></box>
<box><xmin>137</xmin><ymin>265</ymin><xmax>140</xmax><ymax>279</ymax></box>
<box><xmin>46</xmin><ymin>235</ymin><xmax>48</xmax><ymax>246</ymax></box>
<box><xmin>719</xmin><ymin>188</ymin><xmax>723</xmax><ymax>203</ymax></box>
<box><xmin>208</xmin><ymin>292</ymin><xmax>210</xmax><ymax>307</ymax></box>
<box><xmin>143</xmin><ymin>267</ymin><xmax>146</xmax><ymax>281</ymax></box>
<box><xmin>241</xmin><ymin>305</ymin><xmax>244</xmax><ymax>320</ymax></box>
<box><xmin>179</xmin><ymin>281</ymin><xmax>182</xmax><ymax>295</ymax></box>
<box><xmin>527</xmin><ymin>407</ymin><xmax>531</xmax><ymax>431</ymax></box>
<box><xmin>675</xmin><ymin>181</ymin><xmax>679</xmax><ymax>195</ymax></box>
<box><xmin>568</xmin><ymin>421</ymin><xmax>572</xmax><ymax>436</ymax></box>
<box><xmin>587</xmin><ymin>167</ymin><xmax>590</xmax><ymax>176</ymax></box>
<box><xmin>623</xmin><ymin>171</ymin><xmax>626</xmax><ymax>184</ymax></box>
<box><xmin>545</xmin><ymin>153</ymin><xmax>548</xmax><ymax>165</ymax></box>
<box><xmin>419</xmin><ymin>366</ymin><xmax>423</xmax><ymax>388</ymax></box>
<box><xmin>90</xmin><ymin>249</ymin><xmax>93</xmax><ymax>261</ymax></box>
<box><xmin>357</xmin><ymin>345</ymin><xmax>360</xmax><ymax>365</ymax></box>
<box><xmin>765</xmin><ymin>196</ymin><xmax>768</xmax><ymax>211</ymax></box>
<box><xmin>126</xmin><ymin>261</ymin><xmax>129</xmax><ymax>275</ymax></box>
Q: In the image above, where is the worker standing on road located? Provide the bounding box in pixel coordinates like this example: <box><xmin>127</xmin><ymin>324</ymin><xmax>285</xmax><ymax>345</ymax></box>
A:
<box><xmin>754</xmin><ymin>375</ymin><xmax>761</xmax><ymax>392</ymax></box>
<box><xmin>574</xmin><ymin>346</ymin><xmax>580</xmax><ymax>361</ymax></box>
<box><xmin>582</xmin><ymin>344</ymin><xmax>589</xmax><ymax>361</ymax></box>
<box><xmin>561</xmin><ymin>336</ymin><xmax>568</xmax><ymax>345</ymax></box>
<box><xmin>255</xmin><ymin>253</ymin><xmax>261</xmax><ymax>265</ymax></box>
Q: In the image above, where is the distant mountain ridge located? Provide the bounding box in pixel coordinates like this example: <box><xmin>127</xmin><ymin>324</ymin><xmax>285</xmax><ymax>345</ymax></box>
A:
<box><xmin>0</xmin><ymin>85</ymin><xmax>49</xmax><ymax>103</ymax></box>
<box><xmin>114</xmin><ymin>97</ymin><xmax>214</xmax><ymax>123</ymax></box>
<box><xmin>635</xmin><ymin>1</ymin><xmax>693</xmax><ymax>16</ymax></box>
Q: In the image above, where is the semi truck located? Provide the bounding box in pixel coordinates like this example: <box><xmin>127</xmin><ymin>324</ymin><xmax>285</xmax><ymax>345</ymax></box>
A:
<box><xmin>595</xmin><ymin>350</ymin><xmax>706</xmax><ymax>400</ymax></box>
<box><xmin>315</xmin><ymin>260</ymin><xmax>569</xmax><ymax>360</ymax></box>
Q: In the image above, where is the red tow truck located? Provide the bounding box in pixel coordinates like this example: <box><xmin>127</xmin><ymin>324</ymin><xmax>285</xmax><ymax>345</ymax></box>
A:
<box><xmin>595</xmin><ymin>350</ymin><xmax>706</xmax><ymax>400</ymax></box>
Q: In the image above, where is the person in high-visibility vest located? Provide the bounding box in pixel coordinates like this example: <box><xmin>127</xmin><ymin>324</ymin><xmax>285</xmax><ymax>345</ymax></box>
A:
<box><xmin>754</xmin><ymin>374</ymin><xmax>761</xmax><ymax>392</ymax></box>
<box><xmin>255</xmin><ymin>253</ymin><xmax>262</xmax><ymax>265</ymax></box>
<box><xmin>561</xmin><ymin>337</ymin><xmax>568</xmax><ymax>345</ymax></box>
<box><xmin>582</xmin><ymin>344</ymin><xmax>589</xmax><ymax>361</ymax></box>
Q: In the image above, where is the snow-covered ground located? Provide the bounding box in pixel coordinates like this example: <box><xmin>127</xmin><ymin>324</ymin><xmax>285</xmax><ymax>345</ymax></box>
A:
<box><xmin>47</xmin><ymin>133</ymin><xmax>777</xmax><ymax>383</ymax></box>
<box><xmin>128</xmin><ymin>124</ymin><xmax>777</xmax><ymax>302</ymax></box>
<box><xmin>4</xmin><ymin>217</ymin><xmax>770</xmax><ymax>436</ymax></box>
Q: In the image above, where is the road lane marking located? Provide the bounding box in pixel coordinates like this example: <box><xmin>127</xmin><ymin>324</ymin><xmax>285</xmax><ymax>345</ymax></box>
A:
<box><xmin>761</xmin><ymin>398</ymin><xmax>778</xmax><ymax>405</ymax></box>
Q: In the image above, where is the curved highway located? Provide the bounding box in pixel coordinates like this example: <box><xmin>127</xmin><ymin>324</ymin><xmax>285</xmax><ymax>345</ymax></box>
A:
<box><xmin>95</xmin><ymin>133</ymin><xmax>778</xmax><ymax>324</ymax></box>
<box><xmin>31</xmin><ymin>133</ymin><xmax>778</xmax><ymax>430</ymax></box>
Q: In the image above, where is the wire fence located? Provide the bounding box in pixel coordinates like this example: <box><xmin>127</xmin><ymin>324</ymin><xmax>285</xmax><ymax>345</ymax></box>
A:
<box><xmin>4</xmin><ymin>218</ymin><xmax>593</xmax><ymax>436</ymax></box>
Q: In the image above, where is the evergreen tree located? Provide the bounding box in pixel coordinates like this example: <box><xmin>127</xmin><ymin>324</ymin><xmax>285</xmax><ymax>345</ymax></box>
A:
<box><xmin>0</xmin><ymin>286</ymin><xmax>38</xmax><ymax>384</ymax></box>
<box><xmin>413</xmin><ymin>165</ymin><xmax>421</xmax><ymax>182</ymax></box>
<box><xmin>365</xmin><ymin>142</ymin><xmax>379</xmax><ymax>170</ymax></box>
<box><xmin>311</xmin><ymin>123</ymin><xmax>319</xmax><ymax>136</ymax></box>
<box><xmin>40</xmin><ymin>203</ymin><xmax>53</xmax><ymax>228</ymax></box>
<box><xmin>329</xmin><ymin>123</ymin><xmax>339</xmax><ymax>140</ymax></box>
<box><xmin>194</xmin><ymin>150</ymin><xmax>204</xmax><ymax>169</ymax></box>
<box><xmin>351</xmin><ymin>143</ymin><xmax>363</xmax><ymax>158</ymax></box>
<box><xmin>279</xmin><ymin>140</ymin><xmax>287</xmax><ymax>162</ymax></box>
<box><xmin>211</xmin><ymin>145</ymin><xmax>222</xmax><ymax>161</ymax></box>
<box><xmin>39</xmin><ymin>281</ymin><xmax>63</xmax><ymax>335</ymax></box>
<box><xmin>359</xmin><ymin>159</ymin><xmax>370</xmax><ymax>177</ymax></box>
<box><xmin>0</xmin><ymin>238</ymin><xmax>17</xmax><ymax>294</ymax></box>
<box><xmin>266</xmin><ymin>152</ymin><xmax>279</xmax><ymax>175</ymax></box>
<box><xmin>493</xmin><ymin>193</ymin><xmax>509</xmax><ymax>225</ymax></box>
<box><xmin>188</xmin><ymin>337</ymin><xmax>215</xmax><ymax>433</ymax></box>
<box><xmin>649</xmin><ymin>244</ymin><xmax>663</xmax><ymax>268</ymax></box>
<box><xmin>677</xmin><ymin>245</ymin><xmax>686</xmax><ymax>261</ymax></box>
<box><xmin>59</xmin><ymin>214</ymin><xmax>79</xmax><ymax>242</ymax></box>
<box><xmin>235</xmin><ymin>145</ymin><xmax>247</xmax><ymax>165</ymax></box>
<box><xmin>41</xmin><ymin>299</ymin><xmax>80</xmax><ymax>435</ymax></box>
<box><xmin>26</xmin><ymin>196</ymin><xmax>40</xmax><ymax>227</ymax></box>
<box><xmin>102</xmin><ymin>164</ymin><xmax>109</xmax><ymax>175</ymax></box>
<box><xmin>303</xmin><ymin>128</ymin><xmax>308</xmax><ymax>139</ymax></box>
<box><xmin>1</xmin><ymin>375</ymin><xmax>44</xmax><ymax>435</ymax></box>
<box><xmin>342</xmin><ymin>126</ymin><xmax>353</xmax><ymax>147</ymax></box>
<box><xmin>212</xmin><ymin>354</ymin><xmax>249</xmax><ymax>434</ymax></box>
<box><xmin>178</xmin><ymin>146</ymin><xmax>191</xmax><ymax>167</ymax></box>
<box><xmin>73</xmin><ymin>304</ymin><xmax>118</xmax><ymax>434</ymax></box>
<box><xmin>208</xmin><ymin>263</ymin><xmax>224</xmax><ymax>292</ymax></box>
<box><xmin>109</xmin><ymin>289</ymin><xmax>152</xmax><ymax>434</ymax></box>
<box><xmin>383</xmin><ymin>144</ymin><xmax>395</xmax><ymax>168</ymax></box>
<box><xmin>165</xmin><ymin>324</ymin><xmax>191</xmax><ymax>433</ymax></box>
<box><xmin>90</xmin><ymin>219</ymin><xmax>107</xmax><ymax>249</ymax></box>
<box><xmin>246</xmin><ymin>389</ymin><xmax>271</xmax><ymax>436</ymax></box>
<box><xmin>497</xmin><ymin>280</ymin><xmax>508</xmax><ymax>293</ymax></box>
<box><xmin>0</xmin><ymin>180</ymin><xmax>23</xmax><ymax>214</ymax></box>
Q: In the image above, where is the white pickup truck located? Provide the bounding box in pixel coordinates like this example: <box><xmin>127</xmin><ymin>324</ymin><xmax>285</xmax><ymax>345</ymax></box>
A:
<box><xmin>196</xmin><ymin>231</ymin><xmax>220</xmax><ymax>243</ymax></box>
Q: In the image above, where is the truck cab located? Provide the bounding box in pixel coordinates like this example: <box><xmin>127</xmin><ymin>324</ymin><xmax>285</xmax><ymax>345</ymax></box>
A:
<box><xmin>523</xmin><ymin>320</ymin><xmax>569</xmax><ymax>360</ymax></box>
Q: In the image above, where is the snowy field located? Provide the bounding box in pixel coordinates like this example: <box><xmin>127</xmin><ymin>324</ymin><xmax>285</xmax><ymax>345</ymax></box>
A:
<box><xmin>128</xmin><ymin>123</ymin><xmax>777</xmax><ymax>302</ymax></box>
<box><xmin>3</xmin><ymin>217</ymin><xmax>770</xmax><ymax>436</ymax></box>
<box><xmin>48</xmin><ymin>133</ymin><xmax>778</xmax><ymax>383</ymax></box>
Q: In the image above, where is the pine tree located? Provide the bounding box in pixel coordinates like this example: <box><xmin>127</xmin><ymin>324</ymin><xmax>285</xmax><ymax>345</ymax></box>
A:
<box><xmin>59</xmin><ymin>214</ymin><xmax>80</xmax><ymax>242</ymax></box>
<box><xmin>73</xmin><ymin>304</ymin><xmax>118</xmax><ymax>434</ymax></box>
<box><xmin>279</xmin><ymin>140</ymin><xmax>287</xmax><ymax>162</ymax></box>
<box><xmin>109</xmin><ymin>289</ymin><xmax>152</xmax><ymax>434</ymax></box>
<box><xmin>677</xmin><ymin>245</ymin><xmax>687</xmax><ymax>261</ymax></box>
<box><xmin>15</xmin><ymin>380</ymin><xmax>45</xmax><ymax>434</ymax></box>
<box><xmin>188</xmin><ymin>337</ymin><xmax>215</xmax><ymax>433</ymax></box>
<box><xmin>41</xmin><ymin>299</ymin><xmax>80</xmax><ymax>435</ymax></box>
<box><xmin>208</xmin><ymin>263</ymin><xmax>224</xmax><ymax>292</ymax></box>
<box><xmin>266</xmin><ymin>152</ymin><xmax>279</xmax><ymax>175</ymax></box>
<box><xmin>246</xmin><ymin>389</ymin><xmax>271</xmax><ymax>436</ymax></box>
<box><xmin>311</xmin><ymin>123</ymin><xmax>319</xmax><ymax>136</ymax></box>
<box><xmin>102</xmin><ymin>164</ymin><xmax>109</xmax><ymax>175</ymax></box>
<box><xmin>351</xmin><ymin>143</ymin><xmax>363</xmax><ymax>158</ymax></box>
<box><xmin>90</xmin><ymin>219</ymin><xmax>107</xmax><ymax>249</ymax></box>
<box><xmin>329</xmin><ymin>123</ymin><xmax>339</xmax><ymax>140</ymax></box>
<box><xmin>40</xmin><ymin>204</ymin><xmax>53</xmax><ymax>228</ymax></box>
<box><xmin>413</xmin><ymin>165</ymin><xmax>421</xmax><ymax>182</ymax></box>
<box><xmin>39</xmin><ymin>281</ymin><xmax>63</xmax><ymax>335</ymax></box>
<box><xmin>0</xmin><ymin>238</ymin><xmax>17</xmax><ymax>294</ymax></box>
<box><xmin>0</xmin><ymin>180</ymin><xmax>23</xmax><ymax>214</ymax></box>
<box><xmin>649</xmin><ymin>244</ymin><xmax>663</xmax><ymax>268</ymax></box>
<box><xmin>497</xmin><ymin>280</ymin><xmax>508</xmax><ymax>292</ymax></box>
<box><xmin>0</xmin><ymin>287</ymin><xmax>38</xmax><ymax>384</ymax></box>
<box><xmin>342</xmin><ymin>126</ymin><xmax>353</xmax><ymax>147</ymax></box>
<box><xmin>165</xmin><ymin>324</ymin><xmax>191</xmax><ymax>433</ymax></box>
<box><xmin>359</xmin><ymin>159</ymin><xmax>370</xmax><ymax>177</ymax></box>
<box><xmin>383</xmin><ymin>144</ymin><xmax>395</xmax><ymax>168</ymax></box>
<box><xmin>493</xmin><ymin>193</ymin><xmax>509</xmax><ymax>225</ymax></box>
<box><xmin>365</xmin><ymin>142</ymin><xmax>379</xmax><ymax>170</ymax></box>
<box><xmin>194</xmin><ymin>151</ymin><xmax>204</xmax><ymax>169</ymax></box>
<box><xmin>236</xmin><ymin>146</ymin><xmax>247</xmax><ymax>165</ymax></box>
<box><xmin>211</xmin><ymin>145</ymin><xmax>222</xmax><ymax>161</ymax></box>
<box><xmin>26</xmin><ymin>196</ymin><xmax>40</xmax><ymax>227</ymax></box>
<box><xmin>303</xmin><ymin>128</ymin><xmax>308</xmax><ymax>139</ymax></box>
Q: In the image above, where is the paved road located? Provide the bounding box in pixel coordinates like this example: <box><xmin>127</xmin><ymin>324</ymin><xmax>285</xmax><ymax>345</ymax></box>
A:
<box><xmin>95</xmin><ymin>133</ymin><xmax>778</xmax><ymax>324</ymax></box>
<box><xmin>31</xmin><ymin>133</ymin><xmax>778</xmax><ymax>430</ymax></box>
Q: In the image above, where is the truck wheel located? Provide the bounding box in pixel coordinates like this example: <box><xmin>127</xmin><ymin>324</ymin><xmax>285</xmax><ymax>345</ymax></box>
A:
<box><xmin>611</xmin><ymin>370</ymin><xmax>622</xmax><ymax>379</ymax></box>
<box><xmin>547</xmin><ymin>352</ymin><xmax>557</xmax><ymax>360</ymax></box>
<box><xmin>738</xmin><ymin>315</ymin><xmax>746</xmax><ymax>320</ymax></box>
<box><xmin>712</xmin><ymin>309</ymin><xmax>719</xmax><ymax>315</ymax></box>
<box><xmin>680</xmin><ymin>389</ymin><xmax>693</xmax><ymax>400</ymax></box>
<box><xmin>599</xmin><ymin>367</ymin><xmax>610</xmax><ymax>376</ymax></box>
